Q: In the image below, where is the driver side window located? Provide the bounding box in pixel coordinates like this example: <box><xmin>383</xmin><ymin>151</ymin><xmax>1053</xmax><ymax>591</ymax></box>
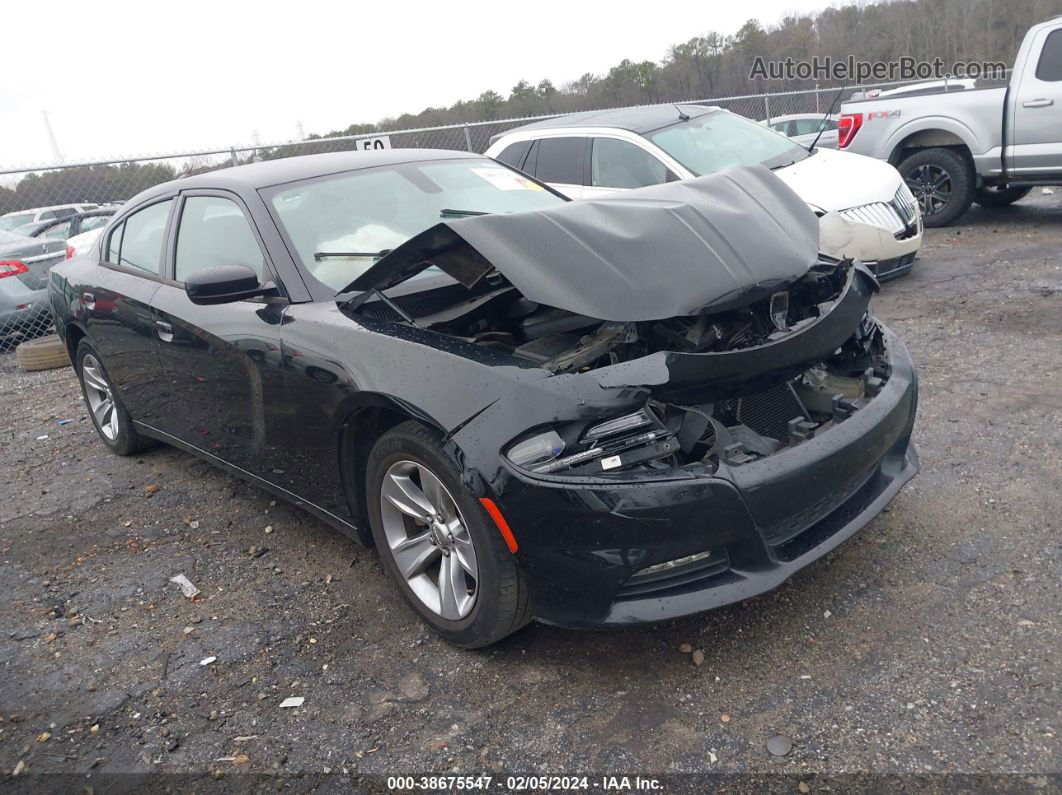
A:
<box><xmin>174</xmin><ymin>196</ymin><xmax>265</xmax><ymax>283</ymax></box>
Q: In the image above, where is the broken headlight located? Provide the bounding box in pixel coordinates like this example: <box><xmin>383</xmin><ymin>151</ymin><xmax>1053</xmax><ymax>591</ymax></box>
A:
<box><xmin>505</xmin><ymin>409</ymin><xmax>678</xmax><ymax>475</ymax></box>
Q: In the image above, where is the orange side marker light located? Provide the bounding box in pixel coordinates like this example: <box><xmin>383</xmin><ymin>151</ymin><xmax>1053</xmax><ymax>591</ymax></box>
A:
<box><xmin>479</xmin><ymin>497</ymin><xmax>519</xmax><ymax>554</ymax></box>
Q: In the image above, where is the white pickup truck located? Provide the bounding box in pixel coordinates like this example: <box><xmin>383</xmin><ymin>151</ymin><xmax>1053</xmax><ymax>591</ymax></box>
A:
<box><xmin>838</xmin><ymin>16</ymin><xmax>1062</xmax><ymax>226</ymax></box>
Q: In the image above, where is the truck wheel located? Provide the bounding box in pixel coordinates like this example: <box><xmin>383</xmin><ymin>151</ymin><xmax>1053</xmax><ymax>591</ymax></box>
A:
<box><xmin>974</xmin><ymin>185</ymin><xmax>1032</xmax><ymax>207</ymax></box>
<box><xmin>898</xmin><ymin>148</ymin><xmax>975</xmax><ymax>227</ymax></box>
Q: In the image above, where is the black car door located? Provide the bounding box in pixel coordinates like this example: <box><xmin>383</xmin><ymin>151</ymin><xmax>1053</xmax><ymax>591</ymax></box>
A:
<box><xmin>148</xmin><ymin>190</ymin><xmax>288</xmax><ymax>478</ymax></box>
<box><xmin>84</xmin><ymin>198</ymin><xmax>174</xmax><ymax>423</ymax></box>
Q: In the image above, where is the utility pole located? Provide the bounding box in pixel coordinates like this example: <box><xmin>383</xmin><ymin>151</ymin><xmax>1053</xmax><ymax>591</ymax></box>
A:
<box><xmin>42</xmin><ymin>111</ymin><xmax>64</xmax><ymax>165</ymax></box>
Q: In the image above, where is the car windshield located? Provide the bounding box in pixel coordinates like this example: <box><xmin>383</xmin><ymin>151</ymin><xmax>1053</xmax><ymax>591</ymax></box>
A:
<box><xmin>0</xmin><ymin>213</ymin><xmax>35</xmax><ymax>232</ymax></box>
<box><xmin>647</xmin><ymin>111</ymin><xmax>810</xmax><ymax>176</ymax></box>
<box><xmin>265</xmin><ymin>158</ymin><xmax>565</xmax><ymax>293</ymax></box>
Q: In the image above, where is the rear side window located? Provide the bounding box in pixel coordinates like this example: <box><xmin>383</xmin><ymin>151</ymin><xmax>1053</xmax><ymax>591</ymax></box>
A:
<box><xmin>115</xmin><ymin>200</ymin><xmax>172</xmax><ymax>274</ymax></box>
<box><xmin>531</xmin><ymin>137</ymin><xmax>586</xmax><ymax>185</ymax></box>
<box><xmin>495</xmin><ymin>140</ymin><xmax>532</xmax><ymax>170</ymax></box>
<box><xmin>1036</xmin><ymin>29</ymin><xmax>1062</xmax><ymax>81</ymax></box>
<box><xmin>591</xmin><ymin>138</ymin><xmax>671</xmax><ymax>189</ymax></box>
<box><xmin>174</xmin><ymin>196</ymin><xmax>264</xmax><ymax>283</ymax></box>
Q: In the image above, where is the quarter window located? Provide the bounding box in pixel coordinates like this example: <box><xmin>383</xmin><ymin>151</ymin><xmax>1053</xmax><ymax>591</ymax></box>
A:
<box><xmin>1036</xmin><ymin>29</ymin><xmax>1062</xmax><ymax>81</ymax></box>
<box><xmin>495</xmin><ymin>140</ymin><xmax>532</xmax><ymax>170</ymax></box>
<box><xmin>116</xmin><ymin>199</ymin><xmax>172</xmax><ymax>275</ymax></box>
<box><xmin>174</xmin><ymin>196</ymin><xmax>264</xmax><ymax>283</ymax></box>
<box><xmin>532</xmin><ymin>137</ymin><xmax>585</xmax><ymax>185</ymax></box>
<box><xmin>591</xmin><ymin>138</ymin><xmax>671</xmax><ymax>189</ymax></box>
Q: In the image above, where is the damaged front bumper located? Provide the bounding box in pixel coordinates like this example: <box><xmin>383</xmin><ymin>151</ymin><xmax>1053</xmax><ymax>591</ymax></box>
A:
<box><xmin>486</xmin><ymin>325</ymin><xmax>918</xmax><ymax>629</ymax></box>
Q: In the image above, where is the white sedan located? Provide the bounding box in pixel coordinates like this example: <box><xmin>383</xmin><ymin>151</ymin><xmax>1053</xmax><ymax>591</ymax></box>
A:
<box><xmin>486</xmin><ymin>104</ymin><xmax>921</xmax><ymax>280</ymax></box>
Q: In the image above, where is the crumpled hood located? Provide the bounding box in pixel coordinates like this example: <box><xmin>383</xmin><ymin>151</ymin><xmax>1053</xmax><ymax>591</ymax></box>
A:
<box><xmin>349</xmin><ymin>164</ymin><xmax>820</xmax><ymax>322</ymax></box>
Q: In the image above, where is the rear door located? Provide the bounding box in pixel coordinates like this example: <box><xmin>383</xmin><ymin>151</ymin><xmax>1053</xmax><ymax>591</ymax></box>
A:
<box><xmin>84</xmin><ymin>198</ymin><xmax>173</xmax><ymax>422</ymax></box>
<box><xmin>149</xmin><ymin>190</ymin><xmax>288</xmax><ymax>478</ymax></box>
<box><xmin>524</xmin><ymin>136</ymin><xmax>589</xmax><ymax>199</ymax></box>
<box><xmin>584</xmin><ymin>136</ymin><xmax>677</xmax><ymax>199</ymax></box>
<box><xmin>1009</xmin><ymin>25</ymin><xmax>1062</xmax><ymax>176</ymax></box>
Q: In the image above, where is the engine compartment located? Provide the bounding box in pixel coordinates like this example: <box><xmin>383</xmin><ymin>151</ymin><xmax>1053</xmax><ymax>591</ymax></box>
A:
<box><xmin>358</xmin><ymin>259</ymin><xmax>852</xmax><ymax>375</ymax></box>
<box><xmin>348</xmin><ymin>259</ymin><xmax>891</xmax><ymax>474</ymax></box>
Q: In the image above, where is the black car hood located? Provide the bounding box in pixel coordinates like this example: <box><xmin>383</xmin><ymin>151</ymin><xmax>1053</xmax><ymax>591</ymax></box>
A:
<box><xmin>347</xmin><ymin>164</ymin><xmax>820</xmax><ymax>322</ymax></box>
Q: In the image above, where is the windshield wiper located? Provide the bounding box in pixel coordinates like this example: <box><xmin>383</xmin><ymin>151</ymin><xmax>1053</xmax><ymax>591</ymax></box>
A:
<box><xmin>313</xmin><ymin>249</ymin><xmax>391</xmax><ymax>261</ymax></box>
<box><xmin>440</xmin><ymin>208</ymin><xmax>489</xmax><ymax>218</ymax></box>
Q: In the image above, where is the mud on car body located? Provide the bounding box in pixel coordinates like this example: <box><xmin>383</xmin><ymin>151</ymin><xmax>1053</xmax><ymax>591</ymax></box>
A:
<box><xmin>49</xmin><ymin>149</ymin><xmax>917</xmax><ymax>647</ymax></box>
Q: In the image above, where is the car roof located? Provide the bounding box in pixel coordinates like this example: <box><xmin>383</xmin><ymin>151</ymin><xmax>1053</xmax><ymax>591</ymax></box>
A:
<box><xmin>136</xmin><ymin>148</ymin><xmax>482</xmax><ymax>198</ymax></box>
<box><xmin>494</xmin><ymin>104</ymin><xmax>718</xmax><ymax>141</ymax></box>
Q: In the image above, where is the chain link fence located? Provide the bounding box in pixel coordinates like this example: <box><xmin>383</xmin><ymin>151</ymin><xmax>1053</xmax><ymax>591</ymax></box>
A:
<box><xmin>0</xmin><ymin>76</ymin><xmax>940</xmax><ymax>352</ymax></box>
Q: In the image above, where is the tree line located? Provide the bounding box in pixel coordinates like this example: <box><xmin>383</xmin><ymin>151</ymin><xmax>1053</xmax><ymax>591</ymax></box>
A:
<box><xmin>3</xmin><ymin>0</ymin><xmax>1060</xmax><ymax>216</ymax></box>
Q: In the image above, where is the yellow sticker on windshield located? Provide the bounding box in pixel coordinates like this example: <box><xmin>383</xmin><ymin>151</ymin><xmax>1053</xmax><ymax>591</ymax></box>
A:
<box><xmin>471</xmin><ymin>167</ymin><xmax>544</xmax><ymax>191</ymax></box>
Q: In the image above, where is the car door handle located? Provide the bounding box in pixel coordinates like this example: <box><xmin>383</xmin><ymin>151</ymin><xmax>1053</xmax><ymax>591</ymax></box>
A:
<box><xmin>83</xmin><ymin>292</ymin><xmax>95</xmax><ymax>309</ymax></box>
<box><xmin>154</xmin><ymin>320</ymin><xmax>174</xmax><ymax>343</ymax></box>
<box><xmin>1022</xmin><ymin>98</ymin><xmax>1054</xmax><ymax>108</ymax></box>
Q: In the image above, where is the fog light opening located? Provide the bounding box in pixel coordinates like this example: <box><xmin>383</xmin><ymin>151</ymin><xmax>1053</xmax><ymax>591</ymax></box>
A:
<box><xmin>631</xmin><ymin>550</ymin><xmax>714</xmax><ymax>579</ymax></box>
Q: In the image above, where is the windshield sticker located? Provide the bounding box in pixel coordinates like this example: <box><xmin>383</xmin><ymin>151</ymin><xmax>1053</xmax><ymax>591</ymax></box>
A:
<box><xmin>471</xmin><ymin>167</ymin><xmax>544</xmax><ymax>191</ymax></box>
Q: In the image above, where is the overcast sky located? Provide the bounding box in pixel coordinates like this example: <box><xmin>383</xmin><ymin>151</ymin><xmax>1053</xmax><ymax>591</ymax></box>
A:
<box><xmin>2</xmin><ymin>0</ymin><xmax>833</xmax><ymax>167</ymax></box>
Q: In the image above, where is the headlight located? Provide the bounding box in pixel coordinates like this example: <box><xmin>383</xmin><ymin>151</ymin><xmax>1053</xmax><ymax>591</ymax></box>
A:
<box><xmin>506</xmin><ymin>429</ymin><xmax>565</xmax><ymax>469</ymax></box>
<box><xmin>505</xmin><ymin>409</ymin><xmax>677</xmax><ymax>475</ymax></box>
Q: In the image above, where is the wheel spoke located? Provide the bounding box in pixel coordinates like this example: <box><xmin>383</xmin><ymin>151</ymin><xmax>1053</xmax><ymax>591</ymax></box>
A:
<box><xmin>391</xmin><ymin>530</ymin><xmax>440</xmax><ymax>579</ymax></box>
<box><xmin>83</xmin><ymin>365</ymin><xmax>107</xmax><ymax>393</ymax></box>
<box><xmin>382</xmin><ymin>470</ymin><xmax>436</xmax><ymax>520</ymax></box>
<box><xmin>437</xmin><ymin>554</ymin><xmax>468</xmax><ymax>620</ymax></box>
<box><xmin>419</xmin><ymin>468</ymin><xmax>455</xmax><ymax>522</ymax></box>
<box><xmin>447</xmin><ymin>518</ymin><xmax>478</xmax><ymax>577</ymax></box>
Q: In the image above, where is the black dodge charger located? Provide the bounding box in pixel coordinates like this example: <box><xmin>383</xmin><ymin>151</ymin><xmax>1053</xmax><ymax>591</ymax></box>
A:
<box><xmin>48</xmin><ymin>149</ymin><xmax>918</xmax><ymax>647</ymax></box>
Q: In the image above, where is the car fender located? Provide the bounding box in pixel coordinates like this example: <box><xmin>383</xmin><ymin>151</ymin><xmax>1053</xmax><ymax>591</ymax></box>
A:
<box><xmin>881</xmin><ymin>116</ymin><xmax>983</xmax><ymax>163</ymax></box>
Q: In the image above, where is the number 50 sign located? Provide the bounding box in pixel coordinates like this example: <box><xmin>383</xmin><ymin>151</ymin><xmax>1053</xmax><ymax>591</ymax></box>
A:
<box><xmin>355</xmin><ymin>136</ymin><xmax>391</xmax><ymax>150</ymax></box>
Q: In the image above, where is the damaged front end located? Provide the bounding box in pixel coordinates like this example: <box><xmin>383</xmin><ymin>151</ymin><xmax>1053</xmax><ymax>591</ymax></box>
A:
<box><xmin>484</xmin><ymin>259</ymin><xmax>886</xmax><ymax>477</ymax></box>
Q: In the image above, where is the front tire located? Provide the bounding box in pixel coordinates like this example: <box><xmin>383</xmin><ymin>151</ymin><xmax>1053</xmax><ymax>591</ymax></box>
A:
<box><xmin>366</xmin><ymin>421</ymin><xmax>530</xmax><ymax>648</ymax></box>
<box><xmin>76</xmin><ymin>341</ymin><xmax>152</xmax><ymax>456</ymax></box>
<box><xmin>899</xmin><ymin>148</ymin><xmax>975</xmax><ymax>227</ymax></box>
<box><xmin>974</xmin><ymin>185</ymin><xmax>1032</xmax><ymax>207</ymax></box>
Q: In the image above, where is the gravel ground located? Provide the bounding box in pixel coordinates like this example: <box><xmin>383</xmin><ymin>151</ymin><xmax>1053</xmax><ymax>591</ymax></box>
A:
<box><xmin>0</xmin><ymin>193</ymin><xmax>1059</xmax><ymax>789</ymax></box>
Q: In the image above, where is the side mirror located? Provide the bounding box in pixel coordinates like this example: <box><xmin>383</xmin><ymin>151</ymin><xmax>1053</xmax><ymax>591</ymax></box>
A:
<box><xmin>185</xmin><ymin>265</ymin><xmax>277</xmax><ymax>305</ymax></box>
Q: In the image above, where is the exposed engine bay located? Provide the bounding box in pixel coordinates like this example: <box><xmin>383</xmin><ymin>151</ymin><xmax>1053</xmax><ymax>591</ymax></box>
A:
<box><xmin>348</xmin><ymin>258</ymin><xmax>891</xmax><ymax>475</ymax></box>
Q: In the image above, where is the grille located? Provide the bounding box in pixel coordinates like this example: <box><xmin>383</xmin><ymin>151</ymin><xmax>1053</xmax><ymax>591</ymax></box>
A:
<box><xmin>838</xmin><ymin>184</ymin><xmax>919</xmax><ymax>239</ymax></box>
<box><xmin>714</xmin><ymin>381</ymin><xmax>807</xmax><ymax>444</ymax></box>
<box><xmin>838</xmin><ymin>201</ymin><xmax>906</xmax><ymax>236</ymax></box>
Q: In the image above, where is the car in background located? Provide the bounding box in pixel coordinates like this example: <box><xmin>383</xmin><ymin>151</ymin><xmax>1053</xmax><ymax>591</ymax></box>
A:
<box><xmin>0</xmin><ymin>203</ymin><xmax>99</xmax><ymax>232</ymax></box>
<box><xmin>839</xmin><ymin>17</ymin><xmax>1061</xmax><ymax>225</ymax></box>
<box><xmin>486</xmin><ymin>104</ymin><xmax>921</xmax><ymax>280</ymax></box>
<box><xmin>860</xmin><ymin>78</ymin><xmax>978</xmax><ymax>99</ymax></box>
<box><xmin>761</xmin><ymin>114</ymin><xmax>840</xmax><ymax>149</ymax></box>
<box><xmin>0</xmin><ymin>230</ymin><xmax>66</xmax><ymax>342</ymax></box>
<box><xmin>16</xmin><ymin>208</ymin><xmax>117</xmax><ymax>244</ymax></box>
<box><xmin>65</xmin><ymin>226</ymin><xmax>107</xmax><ymax>259</ymax></box>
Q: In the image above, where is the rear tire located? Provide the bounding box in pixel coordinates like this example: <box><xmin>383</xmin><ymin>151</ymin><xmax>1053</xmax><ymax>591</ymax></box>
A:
<box><xmin>899</xmin><ymin>148</ymin><xmax>975</xmax><ymax>227</ymax></box>
<box><xmin>974</xmin><ymin>185</ymin><xmax>1032</xmax><ymax>207</ymax></box>
<box><xmin>366</xmin><ymin>421</ymin><xmax>531</xmax><ymax>648</ymax></box>
<box><xmin>75</xmin><ymin>341</ymin><xmax>153</xmax><ymax>456</ymax></box>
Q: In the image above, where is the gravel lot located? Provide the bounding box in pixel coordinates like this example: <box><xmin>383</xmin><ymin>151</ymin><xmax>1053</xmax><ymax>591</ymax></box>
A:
<box><xmin>1</xmin><ymin>193</ymin><xmax>1059</xmax><ymax>788</ymax></box>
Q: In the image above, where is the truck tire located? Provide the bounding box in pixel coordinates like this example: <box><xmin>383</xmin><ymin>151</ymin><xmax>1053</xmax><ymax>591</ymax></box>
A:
<box><xmin>898</xmin><ymin>148</ymin><xmax>975</xmax><ymax>227</ymax></box>
<box><xmin>974</xmin><ymin>185</ymin><xmax>1032</xmax><ymax>207</ymax></box>
<box><xmin>16</xmin><ymin>335</ymin><xmax>69</xmax><ymax>372</ymax></box>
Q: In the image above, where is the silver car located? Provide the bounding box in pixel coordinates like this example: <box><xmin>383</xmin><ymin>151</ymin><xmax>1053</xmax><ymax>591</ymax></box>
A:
<box><xmin>0</xmin><ymin>230</ymin><xmax>66</xmax><ymax>343</ymax></box>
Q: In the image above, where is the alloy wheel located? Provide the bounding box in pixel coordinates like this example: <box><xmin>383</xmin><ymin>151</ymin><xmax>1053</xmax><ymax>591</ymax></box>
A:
<box><xmin>905</xmin><ymin>164</ymin><xmax>952</xmax><ymax>217</ymax></box>
<box><xmin>82</xmin><ymin>353</ymin><xmax>119</xmax><ymax>441</ymax></box>
<box><xmin>379</xmin><ymin>460</ymin><xmax>479</xmax><ymax>620</ymax></box>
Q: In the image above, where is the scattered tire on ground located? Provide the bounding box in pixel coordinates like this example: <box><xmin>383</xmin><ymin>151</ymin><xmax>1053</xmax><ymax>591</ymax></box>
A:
<box><xmin>15</xmin><ymin>334</ymin><xmax>69</xmax><ymax>372</ymax></box>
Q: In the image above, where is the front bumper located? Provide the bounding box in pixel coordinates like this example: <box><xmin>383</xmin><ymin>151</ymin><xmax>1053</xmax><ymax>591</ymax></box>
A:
<box><xmin>494</xmin><ymin>326</ymin><xmax>918</xmax><ymax>629</ymax></box>
<box><xmin>819</xmin><ymin>211</ymin><xmax>921</xmax><ymax>280</ymax></box>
